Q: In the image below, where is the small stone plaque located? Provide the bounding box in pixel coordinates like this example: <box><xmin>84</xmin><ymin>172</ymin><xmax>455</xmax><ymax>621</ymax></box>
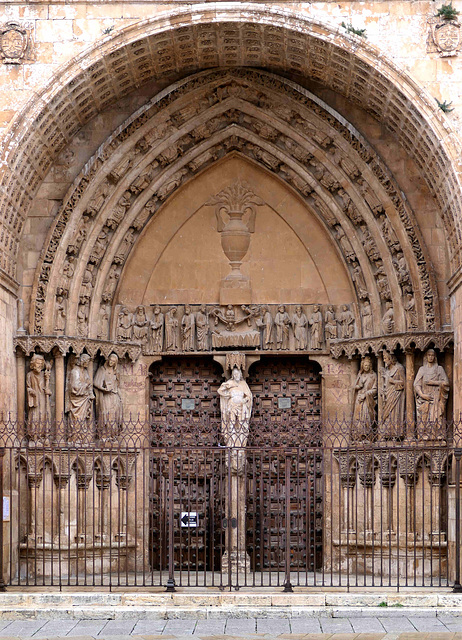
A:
<box><xmin>181</xmin><ymin>398</ymin><xmax>195</xmax><ymax>411</ymax></box>
<box><xmin>278</xmin><ymin>397</ymin><xmax>292</xmax><ymax>409</ymax></box>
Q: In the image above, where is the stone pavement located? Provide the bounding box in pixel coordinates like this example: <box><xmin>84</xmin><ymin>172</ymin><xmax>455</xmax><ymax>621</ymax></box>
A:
<box><xmin>0</xmin><ymin>616</ymin><xmax>462</xmax><ymax>639</ymax></box>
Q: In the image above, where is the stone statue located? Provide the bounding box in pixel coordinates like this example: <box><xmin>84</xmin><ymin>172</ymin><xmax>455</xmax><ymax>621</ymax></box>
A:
<box><xmin>132</xmin><ymin>305</ymin><xmax>149</xmax><ymax>350</ymax></box>
<box><xmin>325</xmin><ymin>305</ymin><xmax>338</xmax><ymax>340</ymax></box>
<box><xmin>165</xmin><ymin>307</ymin><xmax>179</xmax><ymax>351</ymax></box>
<box><xmin>352</xmin><ymin>356</ymin><xmax>377</xmax><ymax>439</ymax></box>
<box><xmin>414</xmin><ymin>349</ymin><xmax>449</xmax><ymax>426</ymax></box>
<box><xmin>94</xmin><ymin>353</ymin><xmax>123</xmax><ymax>436</ymax></box>
<box><xmin>404</xmin><ymin>293</ymin><xmax>417</xmax><ymax>330</ymax></box>
<box><xmin>379</xmin><ymin>351</ymin><xmax>405</xmax><ymax>439</ymax></box>
<box><xmin>66</xmin><ymin>354</ymin><xmax>94</xmax><ymax>431</ymax></box>
<box><xmin>181</xmin><ymin>305</ymin><xmax>195</xmax><ymax>351</ymax></box>
<box><xmin>382</xmin><ymin>301</ymin><xmax>394</xmax><ymax>334</ymax></box>
<box><xmin>256</xmin><ymin>306</ymin><xmax>273</xmax><ymax>350</ymax></box>
<box><xmin>292</xmin><ymin>306</ymin><xmax>308</xmax><ymax>350</ymax></box>
<box><xmin>275</xmin><ymin>305</ymin><xmax>290</xmax><ymax>350</ymax></box>
<box><xmin>54</xmin><ymin>292</ymin><xmax>67</xmax><ymax>334</ymax></box>
<box><xmin>218</xmin><ymin>366</ymin><xmax>253</xmax><ymax>448</ymax></box>
<box><xmin>97</xmin><ymin>303</ymin><xmax>110</xmax><ymax>340</ymax></box>
<box><xmin>361</xmin><ymin>300</ymin><xmax>373</xmax><ymax>337</ymax></box>
<box><xmin>116</xmin><ymin>307</ymin><xmax>133</xmax><ymax>342</ymax></box>
<box><xmin>309</xmin><ymin>304</ymin><xmax>323</xmax><ymax>350</ymax></box>
<box><xmin>151</xmin><ymin>306</ymin><xmax>164</xmax><ymax>352</ymax></box>
<box><xmin>26</xmin><ymin>354</ymin><xmax>52</xmax><ymax>437</ymax></box>
<box><xmin>195</xmin><ymin>305</ymin><xmax>209</xmax><ymax>351</ymax></box>
<box><xmin>339</xmin><ymin>304</ymin><xmax>355</xmax><ymax>339</ymax></box>
<box><xmin>81</xmin><ymin>263</ymin><xmax>94</xmax><ymax>300</ymax></box>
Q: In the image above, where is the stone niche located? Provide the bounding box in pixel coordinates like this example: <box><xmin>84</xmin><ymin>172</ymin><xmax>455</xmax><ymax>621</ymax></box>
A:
<box><xmin>116</xmin><ymin>155</ymin><xmax>354</xmax><ymax>309</ymax></box>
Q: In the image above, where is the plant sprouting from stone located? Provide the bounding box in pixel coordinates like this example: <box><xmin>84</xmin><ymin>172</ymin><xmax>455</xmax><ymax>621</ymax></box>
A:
<box><xmin>341</xmin><ymin>21</ymin><xmax>367</xmax><ymax>38</ymax></box>
<box><xmin>436</xmin><ymin>2</ymin><xmax>460</xmax><ymax>20</ymax></box>
<box><xmin>102</xmin><ymin>26</ymin><xmax>114</xmax><ymax>35</ymax></box>
<box><xmin>436</xmin><ymin>98</ymin><xmax>454</xmax><ymax>113</ymax></box>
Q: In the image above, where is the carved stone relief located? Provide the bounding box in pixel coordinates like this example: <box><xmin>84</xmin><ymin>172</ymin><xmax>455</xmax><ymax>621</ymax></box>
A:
<box><xmin>110</xmin><ymin>303</ymin><xmax>356</xmax><ymax>354</ymax></box>
<box><xmin>428</xmin><ymin>14</ymin><xmax>462</xmax><ymax>57</ymax></box>
<box><xmin>0</xmin><ymin>21</ymin><xmax>34</xmax><ymax>64</ymax></box>
<box><xmin>31</xmin><ymin>69</ymin><xmax>438</xmax><ymax>340</ymax></box>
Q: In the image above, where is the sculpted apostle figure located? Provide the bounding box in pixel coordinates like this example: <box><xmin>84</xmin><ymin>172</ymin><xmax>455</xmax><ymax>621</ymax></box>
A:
<box><xmin>379</xmin><ymin>351</ymin><xmax>405</xmax><ymax>439</ymax></box>
<box><xmin>27</xmin><ymin>354</ymin><xmax>52</xmax><ymax>438</ymax></box>
<box><xmin>218</xmin><ymin>367</ymin><xmax>253</xmax><ymax>449</ymax></box>
<box><xmin>292</xmin><ymin>306</ymin><xmax>308</xmax><ymax>350</ymax></box>
<box><xmin>256</xmin><ymin>306</ymin><xmax>273</xmax><ymax>350</ymax></box>
<box><xmin>66</xmin><ymin>354</ymin><xmax>94</xmax><ymax>434</ymax></box>
<box><xmin>195</xmin><ymin>305</ymin><xmax>209</xmax><ymax>351</ymax></box>
<box><xmin>414</xmin><ymin>349</ymin><xmax>449</xmax><ymax>431</ymax></box>
<box><xmin>339</xmin><ymin>304</ymin><xmax>355</xmax><ymax>339</ymax></box>
<box><xmin>165</xmin><ymin>307</ymin><xmax>179</xmax><ymax>351</ymax></box>
<box><xmin>132</xmin><ymin>305</ymin><xmax>149</xmax><ymax>350</ymax></box>
<box><xmin>116</xmin><ymin>307</ymin><xmax>133</xmax><ymax>342</ymax></box>
<box><xmin>309</xmin><ymin>305</ymin><xmax>323</xmax><ymax>350</ymax></box>
<box><xmin>94</xmin><ymin>353</ymin><xmax>123</xmax><ymax>437</ymax></box>
<box><xmin>181</xmin><ymin>305</ymin><xmax>195</xmax><ymax>351</ymax></box>
<box><xmin>275</xmin><ymin>305</ymin><xmax>290</xmax><ymax>350</ymax></box>
<box><xmin>352</xmin><ymin>356</ymin><xmax>377</xmax><ymax>439</ymax></box>
<box><xmin>325</xmin><ymin>305</ymin><xmax>338</xmax><ymax>340</ymax></box>
<box><xmin>151</xmin><ymin>306</ymin><xmax>164</xmax><ymax>352</ymax></box>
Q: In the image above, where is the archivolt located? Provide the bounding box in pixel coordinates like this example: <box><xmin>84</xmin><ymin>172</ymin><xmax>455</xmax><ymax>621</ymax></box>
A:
<box><xmin>2</xmin><ymin>4</ymin><xmax>462</xmax><ymax>282</ymax></box>
<box><xmin>30</xmin><ymin>69</ymin><xmax>438</xmax><ymax>340</ymax></box>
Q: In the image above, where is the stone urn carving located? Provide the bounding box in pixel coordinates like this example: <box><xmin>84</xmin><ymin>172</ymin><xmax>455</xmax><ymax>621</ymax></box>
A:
<box><xmin>207</xmin><ymin>180</ymin><xmax>264</xmax><ymax>303</ymax></box>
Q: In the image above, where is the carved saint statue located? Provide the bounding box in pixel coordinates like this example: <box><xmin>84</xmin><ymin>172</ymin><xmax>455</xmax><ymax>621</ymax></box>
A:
<box><xmin>404</xmin><ymin>293</ymin><xmax>418</xmax><ymax>330</ymax></box>
<box><xmin>325</xmin><ymin>305</ymin><xmax>338</xmax><ymax>340</ymax></box>
<box><xmin>309</xmin><ymin>304</ymin><xmax>323</xmax><ymax>350</ymax></box>
<box><xmin>352</xmin><ymin>356</ymin><xmax>377</xmax><ymax>439</ymax></box>
<box><xmin>379</xmin><ymin>351</ymin><xmax>405</xmax><ymax>439</ymax></box>
<box><xmin>414</xmin><ymin>349</ymin><xmax>449</xmax><ymax>428</ymax></box>
<box><xmin>151</xmin><ymin>306</ymin><xmax>164</xmax><ymax>352</ymax></box>
<box><xmin>218</xmin><ymin>367</ymin><xmax>253</xmax><ymax>448</ymax></box>
<box><xmin>256</xmin><ymin>306</ymin><xmax>273</xmax><ymax>350</ymax></box>
<box><xmin>54</xmin><ymin>292</ymin><xmax>67</xmax><ymax>334</ymax></box>
<box><xmin>339</xmin><ymin>304</ymin><xmax>355</xmax><ymax>339</ymax></box>
<box><xmin>195</xmin><ymin>305</ymin><xmax>209</xmax><ymax>351</ymax></box>
<box><xmin>132</xmin><ymin>305</ymin><xmax>149</xmax><ymax>350</ymax></box>
<box><xmin>116</xmin><ymin>307</ymin><xmax>133</xmax><ymax>342</ymax></box>
<box><xmin>275</xmin><ymin>305</ymin><xmax>291</xmax><ymax>350</ymax></box>
<box><xmin>361</xmin><ymin>300</ymin><xmax>373</xmax><ymax>338</ymax></box>
<box><xmin>26</xmin><ymin>354</ymin><xmax>52</xmax><ymax>438</ymax></box>
<box><xmin>94</xmin><ymin>353</ymin><xmax>123</xmax><ymax>437</ymax></box>
<box><xmin>66</xmin><ymin>354</ymin><xmax>94</xmax><ymax>432</ymax></box>
<box><xmin>181</xmin><ymin>304</ymin><xmax>195</xmax><ymax>351</ymax></box>
<box><xmin>165</xmin><ymin>307</ymin><xmax>179</xmax><ymax>351</ymax></box>
<box><xmin>382</xmin><ymin>301</ymin><xmax>394</xmax><ymax>334</ymax></box>
<box><xmin>292</xmin><ymin>305</ymin><xmax>308</xmax><ymax>350</ymax></box>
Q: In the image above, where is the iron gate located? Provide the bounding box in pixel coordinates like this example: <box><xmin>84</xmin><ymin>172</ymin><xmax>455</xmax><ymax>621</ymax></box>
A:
<box><xmin>0</xmin><ymin>416</ymin><xmax>459</xmax><ymax>590</ymax></box>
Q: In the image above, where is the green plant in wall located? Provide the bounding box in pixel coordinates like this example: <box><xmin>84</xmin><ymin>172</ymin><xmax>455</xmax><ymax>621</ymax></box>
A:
<box><xmin>341</xmin><ymin>22</ymin><xmax>367</xmax><ymax>38</ymax></box>
<box><xmin>436</xmin><ymin>98</ymin><xmax>455</xmax><ymax>112</ymax></box>
<box><xmin>436</xmin><ymin>2</ymin><xmax>460</xmax><ymax>20</ymax></box>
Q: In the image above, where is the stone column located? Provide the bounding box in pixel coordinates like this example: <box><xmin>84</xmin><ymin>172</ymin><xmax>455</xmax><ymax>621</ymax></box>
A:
<box><xmin>16</xmin><ymin>351</ymin><xmax>25</xmax><ymax>432</ymax></box>
<box><xmin>54</xmin><ymin>349</ymin><xmax>65</xmax><ymax>428</ymax></box>
<box><xmin>405</xmin><ymin>349</ymin><xmax>415</xmax><ymax>437</ymax></box>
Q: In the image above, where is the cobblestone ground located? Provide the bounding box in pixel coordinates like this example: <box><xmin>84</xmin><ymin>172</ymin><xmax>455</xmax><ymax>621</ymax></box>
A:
<box><xmin>0</xmin><ymin>617</ymin><xmax>462</xmax><ymax>639</ymax></box>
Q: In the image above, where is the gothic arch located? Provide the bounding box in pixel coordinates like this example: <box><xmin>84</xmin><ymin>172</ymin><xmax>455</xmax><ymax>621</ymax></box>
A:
<box><xmin>3</xmin><ymin>3</ymin><xmax>462</xmax><ymax>286</ymax></box>
<box><xmin>29</xmin><ymin>68</ymin><xmax>438</xmax><ymax>344</ymax></box>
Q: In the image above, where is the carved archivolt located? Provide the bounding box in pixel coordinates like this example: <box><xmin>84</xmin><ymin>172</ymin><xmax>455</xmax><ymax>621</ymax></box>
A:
<box><xmin>30</xmin><ymin>69</ymin><xmax>438</xmax><ymax>342</ymax></box>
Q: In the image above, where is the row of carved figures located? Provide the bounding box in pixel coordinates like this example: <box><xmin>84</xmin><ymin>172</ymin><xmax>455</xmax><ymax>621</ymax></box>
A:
<box><xmin>26</xmin><ymin>353</ymin><xmax>122</xmax><ymax>439</ymax></box>
<box><xmin>115</xmin><ymin>303</ymin><xmax>358</xmax><ymax>353</ymax></box>
<box><xmin>352</xmin><ymin>349</ymin><xmax>450</xmax><ymax>440</ymax></box>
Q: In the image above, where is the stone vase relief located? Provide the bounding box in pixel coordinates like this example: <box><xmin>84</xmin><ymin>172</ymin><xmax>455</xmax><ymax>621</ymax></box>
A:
<box><xmin>207</xmin><ymin>180</ymin><xmax>264</xmax><ymax>304</ymax></box>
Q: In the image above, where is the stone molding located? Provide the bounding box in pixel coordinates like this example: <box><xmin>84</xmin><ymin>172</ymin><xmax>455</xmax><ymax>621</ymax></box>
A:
<box><xmin>330</xmin><ymin>331</ymin><xmax>454</xmax><ymax>359</ymax></box>
<box><xmin>14</xmin><ymin>335</ymin><xmax>141</xmax><ymax>361</ymax></box>
<box><xmin>1</xmin><ymin>5</ymin><xmax>461</xmax><ymax>283</ymax></box>
<box><xmin>29</xmin><ymin>69</ymin><xmax>438</xmax><ymax>345</ymax></box>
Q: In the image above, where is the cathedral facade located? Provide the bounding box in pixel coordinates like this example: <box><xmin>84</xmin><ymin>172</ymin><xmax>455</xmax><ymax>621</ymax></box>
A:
<box><xmin>0</xmin><ymin>0</ymin><xmax>461</xmax><ymax>588</ymax></box>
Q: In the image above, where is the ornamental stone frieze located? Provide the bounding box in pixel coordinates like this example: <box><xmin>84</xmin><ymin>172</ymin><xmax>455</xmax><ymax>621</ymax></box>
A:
<box><xmin>14</xmin><ymin>335</ymin><xmax>141</xmax><ymax>361</ymax></box>
<box><xmin>329</xmin><ymin>331</ymin><xmax>454</xmax><ymax>359</ymax></box>
<box><xmin>29</xmin><ymin>69</ymin><xmax>438</xmax><ymax>343</ymax></box>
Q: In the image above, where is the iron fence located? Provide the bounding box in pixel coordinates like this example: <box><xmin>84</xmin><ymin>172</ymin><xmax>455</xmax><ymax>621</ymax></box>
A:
<box><xmin>0</xmin><ymin>415</ymin><xmax>459</xmax><ymax>591</ymax></box>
